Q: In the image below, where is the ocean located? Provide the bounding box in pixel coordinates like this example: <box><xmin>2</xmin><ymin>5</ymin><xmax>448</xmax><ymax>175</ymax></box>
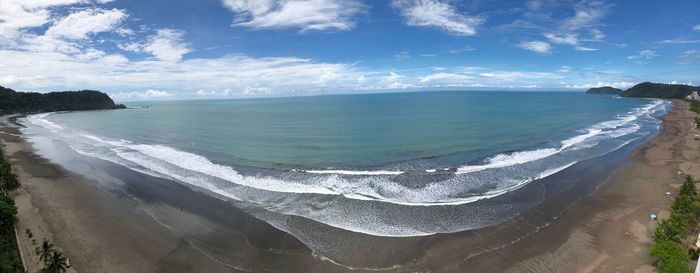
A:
<box><xmin>20</xmin><ymin>91</ymin><xmax>669</xmax><ymax>239</ymax></box>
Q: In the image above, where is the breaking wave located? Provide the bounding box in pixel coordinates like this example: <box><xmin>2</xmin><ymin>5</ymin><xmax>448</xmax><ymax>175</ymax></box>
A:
<box><xmin>20</xmin><ymin>99</ymin><xmax>669</xmax><ymax>236</ymax></box>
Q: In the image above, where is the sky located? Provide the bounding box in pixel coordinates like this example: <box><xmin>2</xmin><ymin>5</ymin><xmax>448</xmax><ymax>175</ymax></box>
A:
<box><xmin>0</xmin><ymin>0</ymin><xmax>699</xmax><ymax>100</ymax></box>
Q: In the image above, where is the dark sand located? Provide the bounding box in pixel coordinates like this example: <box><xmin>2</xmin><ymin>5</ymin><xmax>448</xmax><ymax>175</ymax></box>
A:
<box><xmin>1</xmin><ymin>100</ymin><xmax>694</xmax><ymax>273</ymax></box>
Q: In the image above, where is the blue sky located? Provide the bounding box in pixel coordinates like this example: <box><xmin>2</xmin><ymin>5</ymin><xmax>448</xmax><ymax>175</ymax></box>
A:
<box><xmin>0</xmin><ymin>0</ymin><xmax>699</xmax><ymax>100</ymax></box>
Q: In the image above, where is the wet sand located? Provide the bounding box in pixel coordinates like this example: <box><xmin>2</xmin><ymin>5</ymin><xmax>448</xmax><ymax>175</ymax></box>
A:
<box><xmin>0</xmin><ymin>100</ymin><xmax>694</xmax><ymax>273</ymax></box>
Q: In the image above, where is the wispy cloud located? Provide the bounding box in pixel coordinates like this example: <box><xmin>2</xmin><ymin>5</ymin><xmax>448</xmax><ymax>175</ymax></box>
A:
<box><xmin>574</xmin><ymin>46</ymin><xmax>598</xmax><ymax>51</ymax></box>
<box><xmin>392</xmin><ymin>0</ymin><xmax>484</xmax><ymax>36</ymax></box>
<box><xmin>221</xmin><ymin>0</ymin><xmax>365</xmax><ymax>31</ymax></box>
<box><xmin>543</xmin><ymin>33</ymin><xmax>578</xmax><ymax>45</ymax></box>
<box><xmin>627</xmin><ymin>50</ymin><xmax>658</xmax><ymax>59</ymax></box>
<box><xmin>658</xmin><ymin>38</ymin><xmax>700</xmax><ymax>44</ymax></box>
<box><xmin>561</xmin><ymin>1</ymin><xmax>610</xmax><ymax>31</ymax></box>
<box><xmin>518</xmin><ymin>40</ymin><xmax>552</xmax><ymax>54</ymax></box>
<box><xmin>694</xmin><ymin>24</ymin><xmax>700</xmax><ymax>31</ymax></box>
<box><xmin>419</xmin><ymin>73</ymin><xmax>473</xmax><ymax>83</ymax></box>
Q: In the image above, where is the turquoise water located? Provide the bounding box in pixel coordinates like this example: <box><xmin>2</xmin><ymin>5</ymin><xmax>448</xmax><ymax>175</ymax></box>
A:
<box><xmin>23</xmin><ymin>91</ymin><xmax>669</xmax><ymax>237</ymax></box>
<box><xmin>45</xmin><ymin>91</ymin><xmax>652</xmax><ymax>170</ymax></box>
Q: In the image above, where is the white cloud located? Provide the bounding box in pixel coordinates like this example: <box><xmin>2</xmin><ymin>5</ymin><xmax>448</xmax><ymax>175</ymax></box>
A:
<box><xmin>478</xmin><ymin>70</ymin><xmax>561</xmax><ymax>81</ymax></box>
<box><xmin>0</xmin><ymin>0</ymin><xmax>87</xmax><ymax>43</ymax></box>
<box><xmin>574</xmin><ymin>46</ymin><xmax>598</xmax><ymax>51</ymax></box>
<box><xmin>544</xmin><ymin>33</ymin><xmax>578</xmax><ymax>45</ymax></box>
<box><xmin>562</xmin><ymin>1</ymin><xmax>609</xmax><ymax>31</ymax></box>
<box><xmin>197</xmin><ymin>89</ymin><xmax>232</xmax><ymax>96</ymax></box>
<box><xmin>242</xmin><ymin>86</ymin><xmax>273</xmax><ymax>95</ymax></box>
<box><xmin>119</xmin><ymin>29</ymin><xmax>191</xmax><ymax>62</ymax></box>
<box><xmin>658</xmin><ymin>38</ymin><xmax>700</xmax><ymax>44</ymax></box>
<box><xmin>694</xmin><ymin>24</ymin><xmax>700</xmax><ymax>31</ymax></box>
<box><xmin>221</xmin><ymin>0</ymin><xmax>365</xmax><ymax>31</ymax></box>
<box><xmin>45</xmin><ymin>8</ymin><xmax>126</xmax><ymax>39</ymax></box>
<box><xmin>392</xmin><ymin>0</ymin><xmax>483</xmax><ymax>36</ymax></box>
<box><xmin>558</xmin><ymin>66</ymin><xmax>572</xmax><ymax>73</ymax></box>
<box><xmin>565</xmin><ymin>81</ymin><xmax>636</xmax><ymax>89</ymax></box>
<box><xmin>111</xmin><ymin>89</ymin><xmax>172</xmax><ymax>100</ymax></box>
<box><xmin>627</xmin><ymin>50</ymin><xmax>658</xmax><ymax>59</ymax></box>
<box><xmin>517</xmin><ymin>40</ymin><xmax>551</xmax><ymax>54</ymax></box>
<box><xmin>384</xmin><ymin>72</ymin><xmax>403</xmax><ymax>82</ymax></box>
<box><xmin>419</xmin><ymin>73</ymin><xmax>473</xmax><ymax>83</ymax></box>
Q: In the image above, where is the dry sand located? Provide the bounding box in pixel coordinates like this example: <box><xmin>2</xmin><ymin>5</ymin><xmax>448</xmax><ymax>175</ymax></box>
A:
<box><xmin>0</xmin><ymin>100</ymin><xmax>696</xmax><ymax>273</ymax></box>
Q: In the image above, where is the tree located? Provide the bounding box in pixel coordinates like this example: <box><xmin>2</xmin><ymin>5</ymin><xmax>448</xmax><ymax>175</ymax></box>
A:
<box><xmin>680</xmin><ymin>175</ymin><xmax>697</xmax><ymax>197</ymax></box>
<box><xmin>42</xmin><ymin>251</ymin><xmax>68</xmax><ymax>273</ymax></box>
<box><xmin>0</xmin><ymin>196</ymin><xmax>16</xmax><ymax>229</ymax></box>
<box><xmin>651</xmin><ymin>240</ymin><xmax>692</xmax><ymax>273</ymax></box>
<box><xmin>37</xmin><ymin>240</ymin><xmax>54</xmax><ymax>266</ymax></box>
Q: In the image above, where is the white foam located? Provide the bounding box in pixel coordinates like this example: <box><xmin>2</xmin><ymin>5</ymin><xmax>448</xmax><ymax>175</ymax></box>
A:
<box><xmin>456</xmin><ymin>148</ymin><xmax>558</xmax><ymax>174</ymax></box>
<box><xmin>20</xmin><ymin>99</ymin><xmax>667</xmax><ymax>210</ymax></box>
<box><xmin>26</xmin><ymin>113</ymin><xmax>63</xmax><ymax>131</ymax></box>
<box><xmin>127</xmin><ymin>144</ymin><xmax>340</xmax><ymax>196</ymax></box>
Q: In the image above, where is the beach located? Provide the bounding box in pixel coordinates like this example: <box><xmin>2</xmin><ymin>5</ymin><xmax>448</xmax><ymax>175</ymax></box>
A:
<box><xmin>0</xmin><ymin>100</ymin><xmax>695</xmax><ymax>273</ymax></box>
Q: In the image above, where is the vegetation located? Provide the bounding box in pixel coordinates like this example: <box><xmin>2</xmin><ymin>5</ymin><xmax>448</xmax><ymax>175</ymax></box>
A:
<box><xmin>0</xmin><ymin>196</ymin><xmax>21</xmax><ymax>273</ymax></box>
<box><xmin>36</xmin><ymin>239</ymin><xmax>68</xmax><ymax>273</ymax></box>
<box><xmin>690</xmin><ymin>101</ymin><xmax>700</xmax><ymax>114</ymax></box>
<box><xmin>621</xmin><ymin>82</ymin><xmax>698</xmax><ymax>99</ymax></box>
<box><xmin>650</xmin><ymin>175</ymin><xmax>700</xmax><ymax>273</ymax></box>
<box><xmin>0</xmin><ymin>85</ymin><xmax>125</xmax><ymax>115</ymax></box>
<box><xmin>0</xmin><ymin>149</ymin><xmax>19</xmax><ymax>194</ymax></box>
<box><xmin>585</xmin><ymin>86</ymin><xmax>623</xmax><ymax>95</ymax></box>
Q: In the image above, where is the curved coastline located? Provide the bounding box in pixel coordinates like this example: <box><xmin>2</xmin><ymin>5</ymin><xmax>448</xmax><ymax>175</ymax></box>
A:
<box><xmin>15</xmin><ymin>98</ymin><xmax>670</xmax><ymax>238</ymax></box>
<box><xmin>0</xmin><ymin>99</ymin><xmax>692</xmax><ymax>272</ymax></box>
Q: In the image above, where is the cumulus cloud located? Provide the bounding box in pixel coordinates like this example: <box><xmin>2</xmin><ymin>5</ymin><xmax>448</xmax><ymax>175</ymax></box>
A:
<box><xmin>517</xmin><ymin>40</ymin><xmax>551</xmax><ymax>54</ymax></box>
<box><xmin>110</xmin><ymin>89</ymin><xmax>172</xmax><ymax>100</ymax></box>
<box><xmin>0</xmin><ymin>0</ymin><xmax>84</xmax><ymax>42</ymax></box>
<box><xmin>119</xmin><ymin>29</ymin><xmax>191</xmax><ymax>61</ymax></box>
<box><xmin>221</xmin><ymin>0</ymin><xmax>365</xmax><ymax>31</ymax></box>
<box><xmin>45</xmin><ymin>8</ymin><xmax>127</xmax><ymax>39</ymax></box>
<box><xmin>392</xmin><ymin>0</ymin><xmax>483</xmax><ymax>36</ymax></box>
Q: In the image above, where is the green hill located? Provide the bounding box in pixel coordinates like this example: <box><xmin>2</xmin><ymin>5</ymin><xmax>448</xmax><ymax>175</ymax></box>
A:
<box><xmin>0</xmin><ymin>85</ymin><xmax>125</xmax><ymax>114</ymax></box>
<box><xmin>586</xmin><ymin>86</ymin><xmax>623</xmax><ymax>95</ymax></box>
<box><xmin>620</xmin><ymin>82</ymin><xmax>698</xmax><ymax>99</ymax></box>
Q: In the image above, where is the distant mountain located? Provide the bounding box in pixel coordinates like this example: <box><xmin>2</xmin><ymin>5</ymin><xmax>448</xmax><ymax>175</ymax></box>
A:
<box><xmin>586</xmin><ymin>86</ymin><xmax>623</xmax><ymax>95</ymax></box>
<box><xmin>620</xmin><ymin>82</ymin><xmax>698</xmax><ymax>99</ymax></box>
<box><xmin>0</xmin><ymin>85</ymin><xmax>125</xmax><ymax>114</ymax></box>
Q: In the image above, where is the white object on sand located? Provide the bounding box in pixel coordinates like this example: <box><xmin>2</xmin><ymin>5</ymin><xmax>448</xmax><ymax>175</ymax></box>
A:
<box><xmin>650</xmin><ymin>214</ymin><xmax>657</xmax><ymax>221</ymax></box>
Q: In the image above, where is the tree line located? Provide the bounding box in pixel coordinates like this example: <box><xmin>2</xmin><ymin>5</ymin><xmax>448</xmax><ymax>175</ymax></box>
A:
<box><xmin>0</xmin><ymin>147</ymin><xmax>69</xmax><ymax>273</ymax></box>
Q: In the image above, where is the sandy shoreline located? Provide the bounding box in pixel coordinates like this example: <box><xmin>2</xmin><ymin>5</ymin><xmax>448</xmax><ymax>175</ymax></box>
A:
<box><xmin>0</xmin><ymin>100</ymin><xmax>696</xmax><ymax>272</ymax></box>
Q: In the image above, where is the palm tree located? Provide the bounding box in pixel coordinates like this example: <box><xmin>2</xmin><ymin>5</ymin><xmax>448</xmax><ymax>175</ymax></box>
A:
<box><xmin>37</xmin><ymin>239</ymin><xmax>54</xmax><ymax>265</ymax></box>
<box><xmin>43</xmin><ymin>251</ymin><xmax>68</xmax><ymax>273</ymax></box>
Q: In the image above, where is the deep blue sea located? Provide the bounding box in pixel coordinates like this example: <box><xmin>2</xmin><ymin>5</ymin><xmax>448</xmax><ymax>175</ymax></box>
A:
<box><xmin>22</xmin><ymin>91</ymin><xmax>669</xmax><ymax>237</ymax></box>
